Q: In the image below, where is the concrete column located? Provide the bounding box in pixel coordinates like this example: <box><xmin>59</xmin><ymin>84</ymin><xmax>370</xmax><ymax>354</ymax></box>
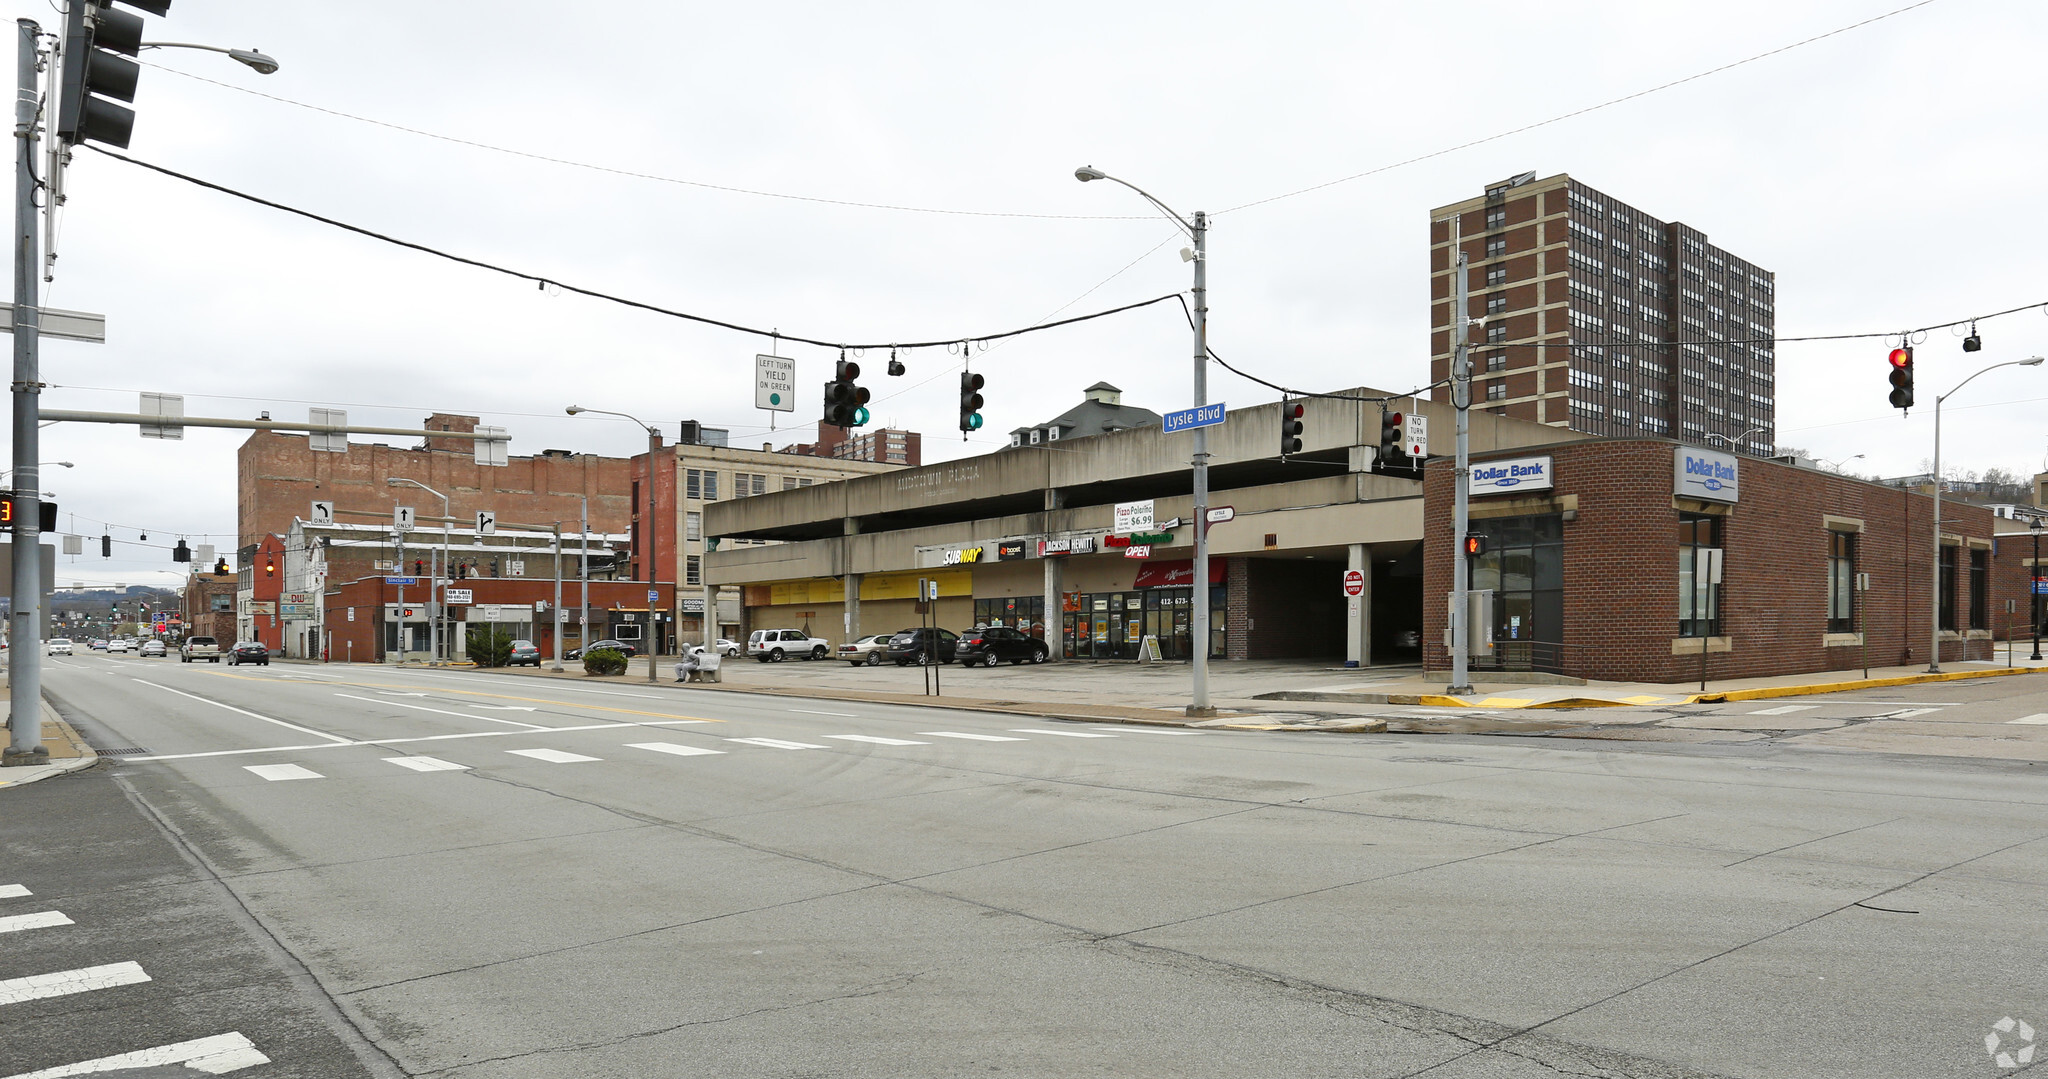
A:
<box><xmin>842</xmin><ymin>517</ymin><xmax>860</xmax><ymax>644</ymax></box>
<box><xmin>1345</xmin><ymin>542</ymin><xmax>1372</xmax><ymax>668</ymax></box>
<box><xmin>1043</xmin><ymin>488</ymin><xmax>1065</xmax><ymax>660</ymax></box>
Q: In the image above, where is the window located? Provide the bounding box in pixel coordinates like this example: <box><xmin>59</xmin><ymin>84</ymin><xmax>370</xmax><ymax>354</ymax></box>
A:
<box><xmin>1939</xmin><ymin>546</ymin><xmax>1958</xmax><ymax>631</ymax></box>
<box><xmin>1678</xmin><ymin>514</ymin><xmax>1723</xmax><ymax>637</ymax></box>
<box><xmin>782</xmin><ymin>476</ymin><xmax>799</xmax><ymax>490</ymax></box>
<box><xmin>686</xmin><ymin>512</ymin><xmax>701</xmax><ymax>542</ymax></box>
<box><xmin>1468</xmin><ymin>514</ymin><xmax>1564</xmax><ymax>656</ymax></box>
<box><xmin>1486</xmin><ymin>266</ymin><xmax>1508</xmax><ymax>287</ymax></box>
<box><xmin>1827</xmin><ymin>531</ymin><xmax>1855</xmax><ymax>633</ymax></box>
<box><xmin>1486</xmin><ymin>383</ymin><xmax>1506</xmax><ymax>402</ymax></box>
<box><xmin>1486</xmin><ymin>352</ymin><xmax>1507</xmax><ymax>373</ymax></box>
<box><xmin>731</xmin><ymin>472</ymin><xmax>768</xmax><ymax>498</ymax></box>
<box><xmin>1486</xmin><ymin>295</ymin><xmax>1507</xmax><ymax>315</ymax></box>
<box><xmin>1485</xmin><ymin>208</ymin><xmax>1506</xmax><ymax>229</ymax></box>
<box><xmin>1970</xmin><ymin>548</ymin><xmax>1989</xmax><ymax>631</ymax></box>
<box><xmin>1486</xmin><ymin>325</ymin><xmax>1507</xmax><ymax>344</ymax></box>
<box><xmin>685</xmin><ymin>555</ymin><xmax>701</xmax><ymax>586</ymax></box>
<box><xmin>1485</xmin><ymin>238</ymin><xmax>1507</xmax><ymax>259</ymax></box>
<box><xmin>686</xmin><ymin>468</ymin><xmax>719</xmax><ymax>501</ymax></box>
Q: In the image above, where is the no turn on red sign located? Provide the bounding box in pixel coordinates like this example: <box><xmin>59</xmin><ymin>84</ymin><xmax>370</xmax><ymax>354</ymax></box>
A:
<box><xmin>1342</xmin><ymin>570</ymin><xmax>1365</xmax><ymax>598</ymax></box>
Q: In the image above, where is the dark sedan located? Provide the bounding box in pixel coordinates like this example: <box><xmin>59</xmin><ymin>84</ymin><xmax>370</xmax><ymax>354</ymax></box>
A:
<box><xmin>955</xmin><ymin>625</ymin><xmax>1049</xmax><ymax>667</ymax></box>
<box><xmin>884</xmin><ymin>627</ymin><xmax>957</xmax><ymax>666</ymax></box>
<box><xmin>566</xmin><ymin>639</ymin><xmax>638</xmax><ymax>660</ymax></box>
<box><xmin>226</xmin><ymin>641</ymin><xmax>270</xmax><ymax>666</ymax></box>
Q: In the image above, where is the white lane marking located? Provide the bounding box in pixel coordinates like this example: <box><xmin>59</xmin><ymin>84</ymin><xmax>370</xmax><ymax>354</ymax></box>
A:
<box><xmin>377</xmin><ymin>692</ymin><xmax>429</xmax><ymax>697</ymax></box>
<box><xmin>0</xmin><ymin>912</ymin><xmax>72</xmax><ymax>934</ymax></box>
<box><xmin>1010</xmin><ymin>728</ymin><xmax>1116</xmax><ymax>738</ymax></box>
<box><xmin>131</xmin><ymin>680</ymin><xmax>352</xmax><ymax>744</ymax></box>
<box><xmin>124</xmin><ymin>719</ymin><xmax>709</xmax><ymax>762</ymax></box>
<box><xmin>0</xmin><ymin>885</ymin><xmax>28</xmax><ymax>899</ymax></box>
<box><xmin>335</xmin><ymin>693</ymin><xmax>549</xmax><ymax>731</ymax></box>
<box><xmin>471</xmin><ymin>705</ymin><xmax>538</xmax><ymax>711</ymax></box>
<box><xmin>626</xmin><ymin>742</ymin><xmax>726</xmax><ymax>757</ymax></box>
<box><xmin>1746</xmin><ymin>705</ymin><xmax>1820</xmax><ymax>716</ymax></box>
<box><xmin>824</xmin><ymin>735</ymin><xmax>930</xmax><ymax>746</ymax></box>
<box><xmin>244</xmin><ymin>764</ymin><xmax>323</xmax><ymax>782</ymax></box>
<box><xmin>2009</xmin><ymin>714</ymin><xmax>2048</xmax><ymax>725</ymax></box>
<box><xmin>1092</xmin><ymin>726</ymin><xmax>1197</xmax><ymax>735</ymax></box>
<box><xmin>1890</xmin><ymin>708</ymin><xmax>1944</xmax><ymax>718</ymax></box>
<box><xmin>383</xmin><ymin>756</ymin><xmax>469</xmax><ymax>773</ymax></box>
<box><xmin>789</xmin><ymin>709</ymin><xmax>859</xmax><ymax>717</ymax></box>
<box><xmin>2</xmin><ymin>1031</ymin><xmax>269</xmax><ymax>1077</ymax></box>
<box><xmin>507</xmin><ymin>748</ymin><xmax>601</xmax><ymax>763</ymax></box>
<box><xmin>726</xmin><ymin>737</ymin><xmax>827</xmax><ymax>750</ymax></box>
<box><xmin>919</xmin><ymin>732</ymin><xmax>1025</xmax><ymax>742</ymax></box>
<box><xmin>0</xmin><ymin>961</ymin><xmax>150</xmax><ymax>1005</ymax></box>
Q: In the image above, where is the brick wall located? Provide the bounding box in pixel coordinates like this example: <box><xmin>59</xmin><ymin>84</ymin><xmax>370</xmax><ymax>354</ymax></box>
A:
<box><xmin>1225</xmin><ymin>558</ymin><xmax>1250</xmax><ymax>659</ymax></box>
<box><xmin>1424</xmin><ymin>440</ymin><xmax>1995</xmax><ymax>682</ymax></box>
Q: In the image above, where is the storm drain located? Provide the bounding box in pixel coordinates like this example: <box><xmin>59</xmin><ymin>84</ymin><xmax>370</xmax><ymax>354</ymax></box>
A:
<box><xmin>93</xmin><ymin>747</ymin><xmax>151</xmax><ymax>755</ymax></box>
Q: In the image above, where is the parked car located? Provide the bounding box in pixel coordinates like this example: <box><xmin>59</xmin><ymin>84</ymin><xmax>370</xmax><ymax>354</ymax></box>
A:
<box><xmin>226</xmin><ymin>641</ymin><xmax>270</xmax><ymax>666</ymax></box>
<box><xmin>180</xmin><ymin>636</ymin><xmax>221</xmax><ymax>663</ymax></box>
<box><xmin>884</xmin><ymin>627</ymin><xmax>958</xmax><ymax>666</ymax></box>
<box><xmin>956</xmin><ymin>625</ymin><xmax>1050</xmax><ymax>667</ymax></box>
<box><xmin>107</xmin><ymin>638</ymin><xmax>132</xmax><ymax>653</ymax></box>
<box><xmin>565</xmin><ymin>639</ymin><xmax>638</xmax><ymax>660</ymax></box>
<box><xmin>747</xmin><ymin>629</ymin><xmax>831</xmax><ymax>662</ymax></box>
<box><xmin>507</xmin><ymin>639</ymin><xmax>542</xmax><ymax>666</ymax></box>
<box><xmin>139</xmin><ymin>640</ymin><xmax>166</xmax><ymax>657</ymax></box>
<box><xmin>714</xmin><ymin>638</ymin><xmax>742</xmax><ymax>657</ymax></box>
<box><xmin>46</xmin><ymin>637</ymin><xmax>73</xmax><ymax>656</ymax></box>
<box><xmin>837</xmin><ymin>633</ymin><xmax>894</xmax><ymax>666</ymax></box>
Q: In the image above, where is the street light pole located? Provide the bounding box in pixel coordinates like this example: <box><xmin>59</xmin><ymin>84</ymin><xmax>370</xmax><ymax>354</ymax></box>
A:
<box><xmin>2031</xmin><ymin>516</ymin><xmax>2043</xmax><ymax>663</ymax></box>
<box><xmin>568</xmin><ymin>406</ymin><xmax>662</xmax><ymax>683</ymax></box>
<box><xmin>1927</xmin><ymin>355</ymin><xmax>2044</xmax><ymax>673</ymax></box>
<box><xmin>388</xmin><ymin>478</ymin><xmax>450</xmax><ymax>664</ymax></box>
<box><xmin>1074</xmin><ymin>165</ymin><xmax>1214</xmax><ymax>716</ymax></box>
<box><xmin>7</xmin><ymin>19</ymin><xmax>48</xmax><ymax>767</ymax></box>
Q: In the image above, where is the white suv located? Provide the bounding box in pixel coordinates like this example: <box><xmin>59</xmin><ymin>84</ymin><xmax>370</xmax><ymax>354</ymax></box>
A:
<box><xmin>746</xmin><ymin>629</ymin><xmax>831</xmax><ymax>662</ymax></box>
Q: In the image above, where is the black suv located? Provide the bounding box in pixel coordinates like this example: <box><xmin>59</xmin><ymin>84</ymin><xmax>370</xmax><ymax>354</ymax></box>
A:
<box><xmin>955</xmin><ymin>626</ymin><xmax>1049</xmax><ymax>667</ymax></box>
<box><xmin>884</xmin><ymin>627</ymin><xmax>958</xmax><ymax>666</ymax></box>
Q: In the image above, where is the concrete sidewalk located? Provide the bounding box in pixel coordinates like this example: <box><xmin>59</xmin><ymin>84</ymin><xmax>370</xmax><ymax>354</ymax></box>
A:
<box><xmin>0</xmin><ymin>702</ymin><xmax>98</xmax><ymax>790</ymax></box>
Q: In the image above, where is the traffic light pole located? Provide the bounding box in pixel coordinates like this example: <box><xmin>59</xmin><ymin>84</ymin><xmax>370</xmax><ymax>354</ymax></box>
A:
<box><xmin>1188</xmin><ymin>210</ymin><xmax>1212</xmax><ymax>717</ymax></box>
<box><xmin>6</xmin><ymin>19</ymin><xmax>48</xmax><ymax>766</ymax></box>
<box><xmin>1447</xmin><ymin>221</ymin><xmax>1474</xmax><ymax>696</ymax></box>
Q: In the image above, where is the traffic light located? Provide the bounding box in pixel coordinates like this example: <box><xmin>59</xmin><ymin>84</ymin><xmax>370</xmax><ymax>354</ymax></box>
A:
<box><xmin>213</xmin><ymin>558</ymin><xmax>230</xmax><ymax>576</ymax></box>
<box><xmin>101</xmin><ymin>534</ymin><xmax>111</xmax><ymax>558</ymax></box>
<box><xmin>823</xmin><ymin>358</ymin><xmax>870</xmax><ymax>428</ymax></box>
<box><xmin>1888</xmin><ymin>346</ymin><xmax>1914</xmax><ymax>410</ymax></box>
<box><xmin>55</xmin><ymin>0</ymin><xmax>171</xmax><ymax>150</ymax></box>
<box><xmin>959</xmin><ymin>371</ymin><xmax>985</xmax><ymax>433</ymax></box>
<box><xmin>264</xmin><ymin>556</ymin><xmax>276</xmax><ymax>577</ymax></box>
<box><xmin>1463</xmin><ymin>535</ymin><xmax>1487</xmax><ymax>557</ymax></box>
<box><xmin>172</xmin><ymin>539</ymin><xmax>190</xmax><ymax>563</ymax></box>
<box><xmin>1378</xmin><ymin>409</ymin><xmax>1405</xmax><ymax>467</ymax></box>
<box><xmin>1279</xmin><ymin>399</ymin><xmax>1304</xmax><ymax>458</ymax></box>
<box><xmin>0</xmin><ymin>496</ymin><xmax>58</xmax><ymax>531</ymax></box>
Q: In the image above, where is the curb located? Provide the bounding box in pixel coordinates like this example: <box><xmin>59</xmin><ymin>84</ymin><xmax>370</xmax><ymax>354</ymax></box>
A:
<box><xmin>1370</xmin><ymin>664</ymin><xmax>2048</xmax><ymax>710</ymax></box>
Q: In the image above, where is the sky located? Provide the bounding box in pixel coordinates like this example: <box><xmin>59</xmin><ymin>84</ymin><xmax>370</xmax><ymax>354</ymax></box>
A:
<box><xmin>11</xmin><ymin>0</ymin><xmax>2047</xmax><ymax>590</ymax></box>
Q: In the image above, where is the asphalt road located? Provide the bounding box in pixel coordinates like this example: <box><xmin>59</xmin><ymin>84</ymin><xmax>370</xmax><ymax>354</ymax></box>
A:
<box><xmin>5</xmin><ymin>653</ymin><xmax>2044</xmax><ymax>1078</ymax></box>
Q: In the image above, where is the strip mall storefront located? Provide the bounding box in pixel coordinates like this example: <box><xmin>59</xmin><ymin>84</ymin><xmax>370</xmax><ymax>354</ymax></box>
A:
<box><xmin>1063</xmin><ymin>558</ymin><xmax>1226</xmax><ymax>660</ymax></box>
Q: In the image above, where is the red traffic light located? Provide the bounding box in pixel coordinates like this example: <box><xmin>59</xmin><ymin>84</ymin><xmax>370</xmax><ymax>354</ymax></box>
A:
<box><xmin>1888</xmin><ymin>347</ymin><xmax>1911</xmax><ymax>368</ymax></box>
<box><xmin>1386</xmin><ymin>411</ymin><xmax>1403</xmax><ymax>427</ymax></box>
<box><xmin>1284</xmin><ymin>402</ymin><xmax>1304</xmax><ymax>420</ymax></box>
<box><xmin>1463</xmin><ymin>535</ymin><xmax>1486</xmax><ymax>556</ymax></box>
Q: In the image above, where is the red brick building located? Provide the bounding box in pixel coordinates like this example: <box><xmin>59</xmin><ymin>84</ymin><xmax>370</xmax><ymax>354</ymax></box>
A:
<box><xmin>179</xmin><ymin>572</ymin><xmax>237</xmax><ymax>645</ymax></box>
<box><xmin>322</xmin><ymin>575</ymin><xmax>676</xmax><ymax>664</ymax></box>
<box><xmin>1423</xmin><ymin>439</ymin><xmax>2002</xmax><ymax>683</ymax></box>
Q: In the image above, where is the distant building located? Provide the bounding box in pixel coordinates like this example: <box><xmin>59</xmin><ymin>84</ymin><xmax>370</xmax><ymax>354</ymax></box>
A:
<box><xmin>1429</xmin><ymin>172</ymin><xmax>1778</xmax><ymax>455</ymax></box>
<box><xmin>1007</xmin><ymin>383</ymin><xmax>1161</xmax><ymax>449</ymax></box>
<box><xmin>781</xmin><ymin>421</ymin><xmax>921</xmax><ymax>467</ymax></box>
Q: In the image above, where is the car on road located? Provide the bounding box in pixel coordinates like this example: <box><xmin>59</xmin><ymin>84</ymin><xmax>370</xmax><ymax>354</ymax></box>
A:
<box><xmin>956</xmin><ymin>625</ymin><xmax>1050</xmax><ymax>667</ymax></box>
<box><xmin>107</xmin><ymin>638</ymin><xmax>132</xmax><ymax>653</ymax></box>
<box><xmin>47</xmin><ymin>637</ymin><xmax>73</xmax><ymax>656</ymax></box>
<box><xmin>565</xmin><ymin>639</ymin><xmax>638</xmax><ymax>660</ymax></box>
<box><xmin>180</xmin><ymin>636</ymin><xmax>222</xmax><ymax>663</ymax></box>
<box><xmin>838</xmin><ymin>633</ymin><xmax>894</xmax><ymax>666</ymax></box>
<box><xmin>748</xmin><ymin>629</ymin><xmax>831</xmax><ymax>662</ymax></box>
<box><xmin>139</xmin><ymin>640</ymin><xmax>165</xmax><ymax>657</ymax></box>
<box><xmin>89</xmin><ymin>638</ymin><xmax>108</xmax><ymax>651</ymax></box>
<box><xmin>884</xmin><ymin>627</ymin><xmax>958</xmax><ymax>666</ymax></box>
<box><xmin>508</xmin><ymin>639</ymin><xmax>542</xmax><ymax>666</ymax></box>
<box><xmin>226</xmin><ymin>641</ymin><xmax>270</xmax><ymax>666</ymax></box>
<box><xmin>714</xmin><ymin>638</ymin><xmax>742</xmax><ymax>657</ymax></box>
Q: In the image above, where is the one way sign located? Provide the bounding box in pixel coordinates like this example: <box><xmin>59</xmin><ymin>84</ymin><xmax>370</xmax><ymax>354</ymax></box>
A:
<box><xmin>476</xmin><ymin>510</ymin><xmax>497</xmax><ymax>535</ymax></box>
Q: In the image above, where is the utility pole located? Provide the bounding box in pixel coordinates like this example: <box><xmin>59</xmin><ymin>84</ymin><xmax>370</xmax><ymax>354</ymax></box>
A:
<box><xmin>6</xmin><ymin>19</ymin><xmax>48</xmax><ymax>767</ymax></box>
<box><xmin>1447</xmin><ymin>215</ymin><xmax>1475</xmax><ymax>695</ymax></box>
<box><xmin>1188</xmin><ymin>209</ymin><xmax>1212</xmax><ymax>716</ymax></box>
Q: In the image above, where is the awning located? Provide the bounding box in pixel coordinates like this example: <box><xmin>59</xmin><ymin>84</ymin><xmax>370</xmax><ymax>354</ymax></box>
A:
<box><xmin>1132</xmin><ymin>559</ymin><xmax>1226</xmax><ymax>589</ymax></box>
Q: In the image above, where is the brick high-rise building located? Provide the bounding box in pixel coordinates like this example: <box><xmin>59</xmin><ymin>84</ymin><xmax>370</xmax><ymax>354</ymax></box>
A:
<box><xmin>1429</xmin><ymin>172</ymin><xmax>1777</xmax><ymax>454</ymax></box>
<box><xmin>781</xmin><ymin>421</ymin><xmax>921</xmax><ymax>467</ymax></box>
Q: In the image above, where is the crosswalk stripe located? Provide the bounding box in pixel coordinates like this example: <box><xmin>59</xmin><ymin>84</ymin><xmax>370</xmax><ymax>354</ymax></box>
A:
<box><xmin>725</xmin><ymin>737</ymin><xmax>827</xmax><ymax>750</ymax></box>
<box><xmin>1746</xmin><ymin>705</ymin><xmax>1819</xmax><ymax>716</ymax></box>
<box><xmin>1890</xmin><ymin>708</ymin><xmax>1943</xmax><ymax>718</ymax></box>
<box><xmin>0</xmin><ymin>885</ymin><xmax>28</xmax><ymax>899</ymax></box>
<box><xmin>0</xmin><ymin>912</ymin><xmax>72</xmax><ymax>935</ymax></box>
<box><xmin>383</xmin><ymin>756</ymin><xmax>469</xmax><ymax>772</ymax></box>
<box><xmin>1009</xmin><ymin>728</ymin><xmax>1115</xmax><ymax>738</ymax></box>
<box><xmin>824</xmin><ymin>735</ymin><xmax>930</xmax><ymax>746</ymax></box>
<box><xmin>626</xmin><ymin>742</ymin><xmax>726</xmax><ymax>757</ymax></box>
<box><xmin>243</xmin><ymin>764</ymin><xmax>323</xmax><ymax>781</ymax></box>
<box><xmin>919</xmin><ymin>731</ymin><xmax>1025</xmax><ymax>742</ymax></box>
<box><xmin>507</xmin><ymin>748</ymin><xmax>601</xmax><ymax>763</ymax></box>
<box><xmin>2</xmin><ymin>1031</ymin><xmax>269</xmax><ymax>1077</ymax></box>
<box><xmin>0</xmin><ymin>962</ymin><xmax>150</xmax><ymax>1006</ymax></box>
<box><xmin>2008</xmin><ymin>714</ymin><xmax>2048</xmax><ymax>725</ymax></box>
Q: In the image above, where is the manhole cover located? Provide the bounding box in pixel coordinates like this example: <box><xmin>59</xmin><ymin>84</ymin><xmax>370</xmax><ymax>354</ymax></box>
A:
<box><xmin>1388</xmin><ymin>755</ymin><xmax>1475</xmax><ymax>764</ymax></box>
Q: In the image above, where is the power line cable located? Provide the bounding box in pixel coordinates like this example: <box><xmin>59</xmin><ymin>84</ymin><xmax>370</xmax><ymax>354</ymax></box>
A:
<box><xmin>86</xmin><ymin>147</ymin><xmax>1184</xmax><ymax>353</ymax></box>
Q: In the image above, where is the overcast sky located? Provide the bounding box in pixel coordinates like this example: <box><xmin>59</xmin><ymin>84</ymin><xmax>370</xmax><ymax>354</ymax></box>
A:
<box><xmin>14</xmin><ymin>0</ymin><xmax>2046</xmax><ymax>590</ymax></box>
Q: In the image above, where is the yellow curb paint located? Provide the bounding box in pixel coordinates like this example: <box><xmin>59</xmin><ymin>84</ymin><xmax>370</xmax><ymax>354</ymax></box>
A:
<box><xmin>1688</xmin><ymin>665</ymin><xmax>2047</xmax><ymax>705</ymax></box>
<box><xmin>1476</xmin><ymin>698</ymin><xmax>1537</xmax><ymax>707</ymax></box>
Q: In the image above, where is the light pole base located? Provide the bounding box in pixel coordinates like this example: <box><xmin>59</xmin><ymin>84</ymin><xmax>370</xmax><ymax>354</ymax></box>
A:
<box><xmin>1445</xmin><ymin>684</ymin><xmax>1475</xmax><ymax>695</ymax></box>
<box><xmin>1185</xmin><ymin>705</ymin><xmax>1218</xmax><ymax>719</ymax></box>
<box><xmin>1</xmin><ymin>745</ymin><xmax>49</xmax><ymax>767</ymax></box>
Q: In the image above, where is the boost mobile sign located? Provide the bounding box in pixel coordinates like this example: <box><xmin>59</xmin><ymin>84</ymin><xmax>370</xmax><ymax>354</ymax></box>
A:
<box><xmin>1674</xmin><ymin>447</ymin><xmax>1740</xmax><ymax>503</ymax></box>
<box><xmin>1470</xmin><ymin>455</ymin><xmax>1553</xmax><ymax>495</ymax></box>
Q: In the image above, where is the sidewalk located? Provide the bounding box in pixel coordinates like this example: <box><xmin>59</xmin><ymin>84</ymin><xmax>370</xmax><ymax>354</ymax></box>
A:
<box><xmin>0</xmin><ymin>702</ymin><xmax>98</xmax><ymax>789</ymax></box>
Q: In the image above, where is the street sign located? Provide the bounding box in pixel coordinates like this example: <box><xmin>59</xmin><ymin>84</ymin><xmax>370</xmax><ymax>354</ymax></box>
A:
<box><xmin>1343</xmin><ymin>570</ymin><xmax>1365</xmax><ymax>598</ymax></box>
<box><xmin>140</xmin><ymin>392</ymin><xmax>183</xmax><ymax>440</ymax></box>
<box><xmin>756</xmin><ymin>354</ymin><xmax>796</xmax><ymax>412</ymax></box>
<box><xmin>309</xmin><ymin>408</ymin><xmax>347</xmax><ymax>453</ymax></box>
<box><xmin>1113</xmin><ymin>500</ymin><xmax>1155</xmax><ymax>534</ymax></box>
<box><xmin>0</xmin><ymin>302</ymin><xmax>105</xmax><ymax>343</ymax></box>
<box><xmin>1205</xmin><ymin>506</ymin><xmax>1235</xmax><ymax>524</ymax></box>
<box><xmin>1404</xmin><ymin>414</ymin><xmax>1428</xmax><ymax>458</ymax></box>
<box><xmin>647</xmin><ymin>590</ymin><xmax>659</xmax><ymax>603</ymax></box>
<box><xmin>384</xmin><ymin>576</ymin><xmax>418</xmax><ymax>585</ymax></box>
<box><xmin>1161</xmin><ymin>402</ymin><xmax>1226</xmax><ymax>434</ymax></box>
<box><xmin>476</xmin><ymin>510</ymin><xmax>497</xmax><ymax>535</ymax></box>
<box><xmin>310</xmin><ymin>501</ymin><xmax>334</xmax><ymax>526</ymax></box>
<box><xmin>446</xmin><ymin>588</ymin><xmax>473</xmax><ymax>604</ymax></box>
<box><xmin>507</xmin><ymin>560</ymin><xmax>526</xmax><ymax>577</ymax></box>
<box><xmin>394</xmin><ymin>506</ymin><xmax>415</xmax><ymax>532</ymax></box>
<box><xmin>2035</xmin><ymin>578</ymin><xmax>2048</xmax><ymax>595</ymax></box>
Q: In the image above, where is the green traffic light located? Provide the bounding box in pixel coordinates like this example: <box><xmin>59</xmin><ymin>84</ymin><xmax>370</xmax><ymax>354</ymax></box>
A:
<box><xmin>854</xmin><ymin>406</ymin><xmax>871</xmax><ymax>427</ymax></box>
<box><xmin>967</xmin><ymin>413</ymin><xmax>983</xmax><ymax>430</ymax></box>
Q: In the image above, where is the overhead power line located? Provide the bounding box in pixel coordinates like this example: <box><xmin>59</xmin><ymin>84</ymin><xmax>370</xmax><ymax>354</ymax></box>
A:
<box><xmin>88</xmin><ymin>147</ymin><xmax>1183</xmax><ymax>352</ymax></box>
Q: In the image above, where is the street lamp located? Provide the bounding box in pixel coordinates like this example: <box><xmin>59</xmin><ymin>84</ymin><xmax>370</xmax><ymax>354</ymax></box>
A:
<box><xmin>2030</xmin><ymin>515</ymin><xmax>2043</xmax><ymax>663</ymax></box>
<box><xmin>1820</xmin><ymin>453</ymin><xmax>1865</xmax><ymax>473</ymax></box>
<box><xmin>139</xmin><ymin>42</ymin><xmax>279</xmax><ymax>75</ymax></box>
<box><xmin>567</xmin><ymin>405</ymin><xmax>663</xmax><ymax>683</ymax></box>
<box><xmin>0</xmin><ymin>461</ymin><xmax>70</xmax><ymax>479</ymax></box>
<box><xmin>1927</xmin><ymin>355</ymin><xmax>2044</xmax><ymax>672</ymax></box>
<box><xmin>388</xmin><ymin>477</ymin><xmax>450</xmax><ymax>665</ymax></box>
<box><xmin>1702</xmin><ymin>428</ymin><xmax>1769</xmax><ymax>455</ymax></box>
<box><xmin>1075</xmin><ymin>165</ymin><xmax>1215</xmax><ymax>717</ymax></box>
